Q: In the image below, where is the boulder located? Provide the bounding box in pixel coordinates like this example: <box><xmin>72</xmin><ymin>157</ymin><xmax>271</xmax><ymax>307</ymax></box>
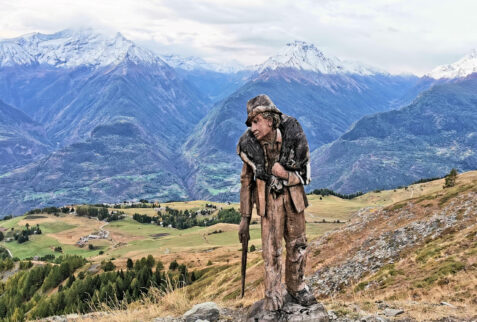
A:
<box><xmin>183</xmin><ymin>302</ymin><xmax>220</xmax><ymax>322</ymax></box>
<box><xmin>383</xmin><ymin>308</ymin><xmax>404</xmax><ymax>317</ymax></box>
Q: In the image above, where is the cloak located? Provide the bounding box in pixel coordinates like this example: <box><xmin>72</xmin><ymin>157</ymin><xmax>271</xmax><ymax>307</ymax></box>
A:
<box><xmin>237</xmin><ymin>114</ymin><xmax>311</xmax><ymax>186</ymax></box>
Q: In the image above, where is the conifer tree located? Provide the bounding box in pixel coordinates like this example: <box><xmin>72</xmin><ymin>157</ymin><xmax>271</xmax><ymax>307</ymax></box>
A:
<box><xmin>126</xmin><ymin>258</ymin><xmax>134</xmax><ymax>270</ymax></box>
<box><xmin>443</xmin><ymin>168</ymin><xmax>458</xmax><ymax>188</ymax></box>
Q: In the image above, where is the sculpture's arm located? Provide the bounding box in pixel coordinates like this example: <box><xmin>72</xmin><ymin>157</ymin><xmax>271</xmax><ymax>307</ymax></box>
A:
<box><xmin>240</xmin><ymin>162</ymin><xmax>254</xmax><ymax>218</ymax></box>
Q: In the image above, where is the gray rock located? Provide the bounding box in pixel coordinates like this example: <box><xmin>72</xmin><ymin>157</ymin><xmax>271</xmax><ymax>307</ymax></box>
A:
<box><xmin>383</xmin><ymin>309</ymin><xmax>404</xmax><ymax>317</ymax></box>
<box><xmin>183</xmin><ymin>302</ymin><xmax>220</xmax><ymax>322</ymax></box>
<box><xmin>328</xmin><ymin>310</ymin><xmax>338</xmax><ymax>320</ymax></box>
<box><xmin>65</xmin><ymin>314</ymin><xmax>79</xmax><ymax>319</ymax></box>
<box><xmin>284</xmin><ymin>302</ymin><xmax>329</xmax><ymax>321</ymax></box>
<box><xmin>247</xmin><ymin>299</ymin><xmax>329</xmax><ymax>321</ymax></box>
<box><xmin>153</xmin><ymin>316</ymin><xmax>184</xmax><ymax>322</ymax></box>
<box><xmin>440</xmin><ymin>302</ymin><xmax>456</xmax><ymax>309</ymax></box>
<box><xmin>361</xmin><ymin>315</ymin><xmax>389</xmax><ymax>322</ymax></box>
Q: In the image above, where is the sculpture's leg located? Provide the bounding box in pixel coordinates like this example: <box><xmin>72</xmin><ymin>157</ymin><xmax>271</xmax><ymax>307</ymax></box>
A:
<box><xmin>284</xmin><ymin>189</ymin><xmax>307</xmax><ymax>294</ymax></box>
<box><xmin>261</xmin><ymin>192</ymin><xmax>286</xmax><ymax>311</ymax></box>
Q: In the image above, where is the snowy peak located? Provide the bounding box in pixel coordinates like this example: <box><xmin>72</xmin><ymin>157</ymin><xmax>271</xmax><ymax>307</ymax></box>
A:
<box><xmin>257</xmin><ymin>41</ymin><xmax>336</xmax><ymax>73</ymax></box>
<box><xmin>0</xmin><ymin>28</ymin><xmax>166</xmax><ymax>68</ymax></box>
<box><xmin>427</xmin><ymin>49</ymin><xmax>477</xmax><ymax>79</ymax></box>
<box><xmin>0</xmin><ymin>41</ymin><xmax>35</xmax><ymax>66</ymax></box>
<box><xmin>160</xmin><ymin>54</ymin><xmax>247</xmax><ymax>73</ymax></box>
<box><xmin>257</xmin><ymin>40</ymin><xmax>385</xmax><ymax>76</ymax></box>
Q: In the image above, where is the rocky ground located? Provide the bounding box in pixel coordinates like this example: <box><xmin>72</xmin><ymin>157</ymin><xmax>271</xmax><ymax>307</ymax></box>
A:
<box><xmin>37</xmin><ymin>299</ymin><xmax>475</xmax><ymax>321</ymax></box>
<box><xmin>308</xmin><ymin>190</ymin><xmax>476</xmax><ymax>299</ymax></box>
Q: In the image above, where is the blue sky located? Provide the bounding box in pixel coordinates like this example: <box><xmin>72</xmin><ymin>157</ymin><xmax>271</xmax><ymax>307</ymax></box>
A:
<box><xmin>1</xmin><ymin>0</ymin><xmax>476</xmax><ymax>75</ymax></box>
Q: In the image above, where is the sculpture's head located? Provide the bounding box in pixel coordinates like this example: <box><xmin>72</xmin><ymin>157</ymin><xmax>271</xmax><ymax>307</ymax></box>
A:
<box><xmin>246</xmin><ymin>94</ymin><xmax>282</xmax><ymax>141</ymax></box>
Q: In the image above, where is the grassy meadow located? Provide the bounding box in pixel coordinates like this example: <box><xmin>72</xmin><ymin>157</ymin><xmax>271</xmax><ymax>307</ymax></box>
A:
<box><xmin>0</xmin><ymin>174</ymin><xmax>454</xmax><ymax>267</ymax></box>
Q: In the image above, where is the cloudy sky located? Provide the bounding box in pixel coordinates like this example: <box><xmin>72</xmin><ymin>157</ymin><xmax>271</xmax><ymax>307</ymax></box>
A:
<box><xmin>1</xmin><ymin>0</ymin><xmax>476</xmax><ymax>75</ymax></box>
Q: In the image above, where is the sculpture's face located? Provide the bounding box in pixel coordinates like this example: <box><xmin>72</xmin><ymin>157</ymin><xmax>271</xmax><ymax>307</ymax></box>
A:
<box><xmin>251</xmin><ymin>113</ymin><xmax>273</xmax><ymax>141</ymax></box>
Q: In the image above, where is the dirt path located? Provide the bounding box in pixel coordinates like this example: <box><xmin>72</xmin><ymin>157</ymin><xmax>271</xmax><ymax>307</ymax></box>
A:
<box><xmin>99</xmin><ymin>221</ymin><xmax>110</xmax><ymax>239</ymax></box>
<box><xmin>5</xmin><ymin>247</ymin><xmax>12</xmax><ymax>258</ymax></box>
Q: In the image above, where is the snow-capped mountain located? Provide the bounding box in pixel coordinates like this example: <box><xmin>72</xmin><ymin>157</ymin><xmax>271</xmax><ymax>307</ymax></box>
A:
<box><xmin>0</xmin><ymin>28</ymin><xmax>166</xmax><ymax>68</ymax></box>
<box><xmin>427</xmin><ymin>49</ymin><xmax>477</xmax><ymax>79</ymax></box>
<box><xmin>0</xmin><ymin>28</ymin><xmax>209</xmax><ymax>148</ymax></box>
<box><xmin>183</xmin><ymin>41</ymin><xmax>421</xmax><ymax>201</ymax></box>
<box><xmin>0</xmin><ymin>29</ymin><xmax>212</xmax><ymax>215</ymax></box>
<box><xmin>160</xmin><ymin>54</ymin><xmax>247</xmax><ymax>73</ymax></box>
<box><xmin>257</xmin><ymin>41</ymin><xmax>386</xmax><ymax>75</ymax></box>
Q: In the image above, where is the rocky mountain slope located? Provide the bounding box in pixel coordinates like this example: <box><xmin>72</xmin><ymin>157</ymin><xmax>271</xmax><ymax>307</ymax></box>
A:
<box><xmin>170</xmin><ymin>68</ymin><xmax>252</xmax><ymax>103</ymax></box>
<box><xmin>305</xmin><ymin>170</ymin><xmax>477</xmax><ymax>320</ymax></box>
<box><xmin>310</xmin><ymin>74</ymin><xmax>477</xmax><ymax>194</ymax></box>
<box><xmin>160</xmin><ymin>54</ymin><xmax>253</xmax><ymax>102</ymax></box>
<box><xmin>0</xmin><ymin>121</ymin><xmax>188</xmax><ymax>215</ymax></box>
<box><xmin>0</xmin><ymin>100</ymin><xmax>52</xmax><ymax>173</ymax></box>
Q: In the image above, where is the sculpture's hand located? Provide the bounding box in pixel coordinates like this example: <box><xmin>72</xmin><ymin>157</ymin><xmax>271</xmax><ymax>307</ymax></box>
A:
<box><xmin>238</xmin><ymin>217</ymin><xmax>250</xmax><ymax>243</ymax></box>
<box><xmin>272</xmin><ymin>162</ymin><xmax>288</xmax><ymax>180</ymax></box>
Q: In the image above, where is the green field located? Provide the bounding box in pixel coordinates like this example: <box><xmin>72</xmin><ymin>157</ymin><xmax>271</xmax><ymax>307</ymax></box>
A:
<box><xmin>36</xmin><ymin>221</ymin><xmax>76</xmax><ymax>234</ymax></box>
<box><xmin>0</xmin><ymin>176</ymin><xmax>448</xmax><ymax>262</ymax></box>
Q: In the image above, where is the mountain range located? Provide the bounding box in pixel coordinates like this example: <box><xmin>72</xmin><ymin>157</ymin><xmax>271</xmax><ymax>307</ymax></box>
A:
<box><xmin>0</xmin><ymin>29</ymin><xmax>210</xmax><ymax>214</ymax></box>
<box><xmin>183</xmin><ymin>41</ymin><xmax>423</xmax><ymax>200</ymax></box>
<box><xmin>0</xmin><ymin>29</ymin><xmax>208</xmax><ymax>149</ymax></box>
<box><xmin>0</xmin><ymin>29</ymin><xmax>476</xmax><ymax>215</ymax></box>
<box><xmin>310</xmin><ymin>74</ymin><xmax>477</xmax><ymax>193</ymax></box>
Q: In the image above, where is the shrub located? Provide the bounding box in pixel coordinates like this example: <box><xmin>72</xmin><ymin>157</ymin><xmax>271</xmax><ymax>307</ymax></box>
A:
<box><xmin>169</xmin><ymin>260</ymin><xmax>179</xmax><ymax>270</ymax></box>
<box><xmin>101</xmin><ymin>260</ymin><xmax>115</xmax><ymax>272</ymax></box>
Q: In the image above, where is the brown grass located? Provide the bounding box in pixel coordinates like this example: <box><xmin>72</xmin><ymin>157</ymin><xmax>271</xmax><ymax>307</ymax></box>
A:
<box><xmin>20</xmin><ymin>214</ymin><xmax>104</xmax><ymax>245</ymax></box>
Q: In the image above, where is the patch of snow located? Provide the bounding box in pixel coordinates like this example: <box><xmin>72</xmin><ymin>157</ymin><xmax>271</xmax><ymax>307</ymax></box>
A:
<box><xmin>160</xmin><ymin>54</ymin><xmax>248</xmax><ymax>73</ymax></box>
<box><xmin>427</xmin><ymin>49</ymin><xmax>477</xmax><ymax>79</ymax></box>
<box><xmin>0</xmin><ymin>28</ymin><xmax>167</xmax><ymax>68</ymax></box>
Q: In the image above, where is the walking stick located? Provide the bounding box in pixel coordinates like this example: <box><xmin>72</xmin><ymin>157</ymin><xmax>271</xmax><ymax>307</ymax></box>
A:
<box><xmin>241</xmin><ymin>236</ymin><xmax>248</xmax><ymax>298</ymax></box>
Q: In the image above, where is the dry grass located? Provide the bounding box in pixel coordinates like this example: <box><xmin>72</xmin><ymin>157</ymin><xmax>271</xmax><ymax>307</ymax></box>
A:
<box><xmin>323</xmin><ymin>298</ymin><xmax>477</xmax><ymax>321</ymax></box>
<box><xmin>310</xmin><ymin>171</ymin><xmax>477</xmax><ymax>321</ymax></box>
<box><xmin>19</xmin><ymin>214</ymin><xmax>104</xmax><ymax>246</ymax></box>
<box><xmin>76</xmin><ymin>275</ymin><xmax>223</xmax><ymax>322</ymax></box>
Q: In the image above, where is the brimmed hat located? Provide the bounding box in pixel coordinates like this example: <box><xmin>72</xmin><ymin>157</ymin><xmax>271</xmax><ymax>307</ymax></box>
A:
<box><xmin>245</xmin><ymin>94</ymin><xmax>282</xmax><ymax>126</ymax></box>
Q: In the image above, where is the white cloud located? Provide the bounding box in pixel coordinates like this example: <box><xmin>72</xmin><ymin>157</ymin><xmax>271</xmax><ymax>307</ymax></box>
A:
<box><xmin>0</xmin><ymin>0</ymin><xmax>476</xmax><ymax>75</ymax></box>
